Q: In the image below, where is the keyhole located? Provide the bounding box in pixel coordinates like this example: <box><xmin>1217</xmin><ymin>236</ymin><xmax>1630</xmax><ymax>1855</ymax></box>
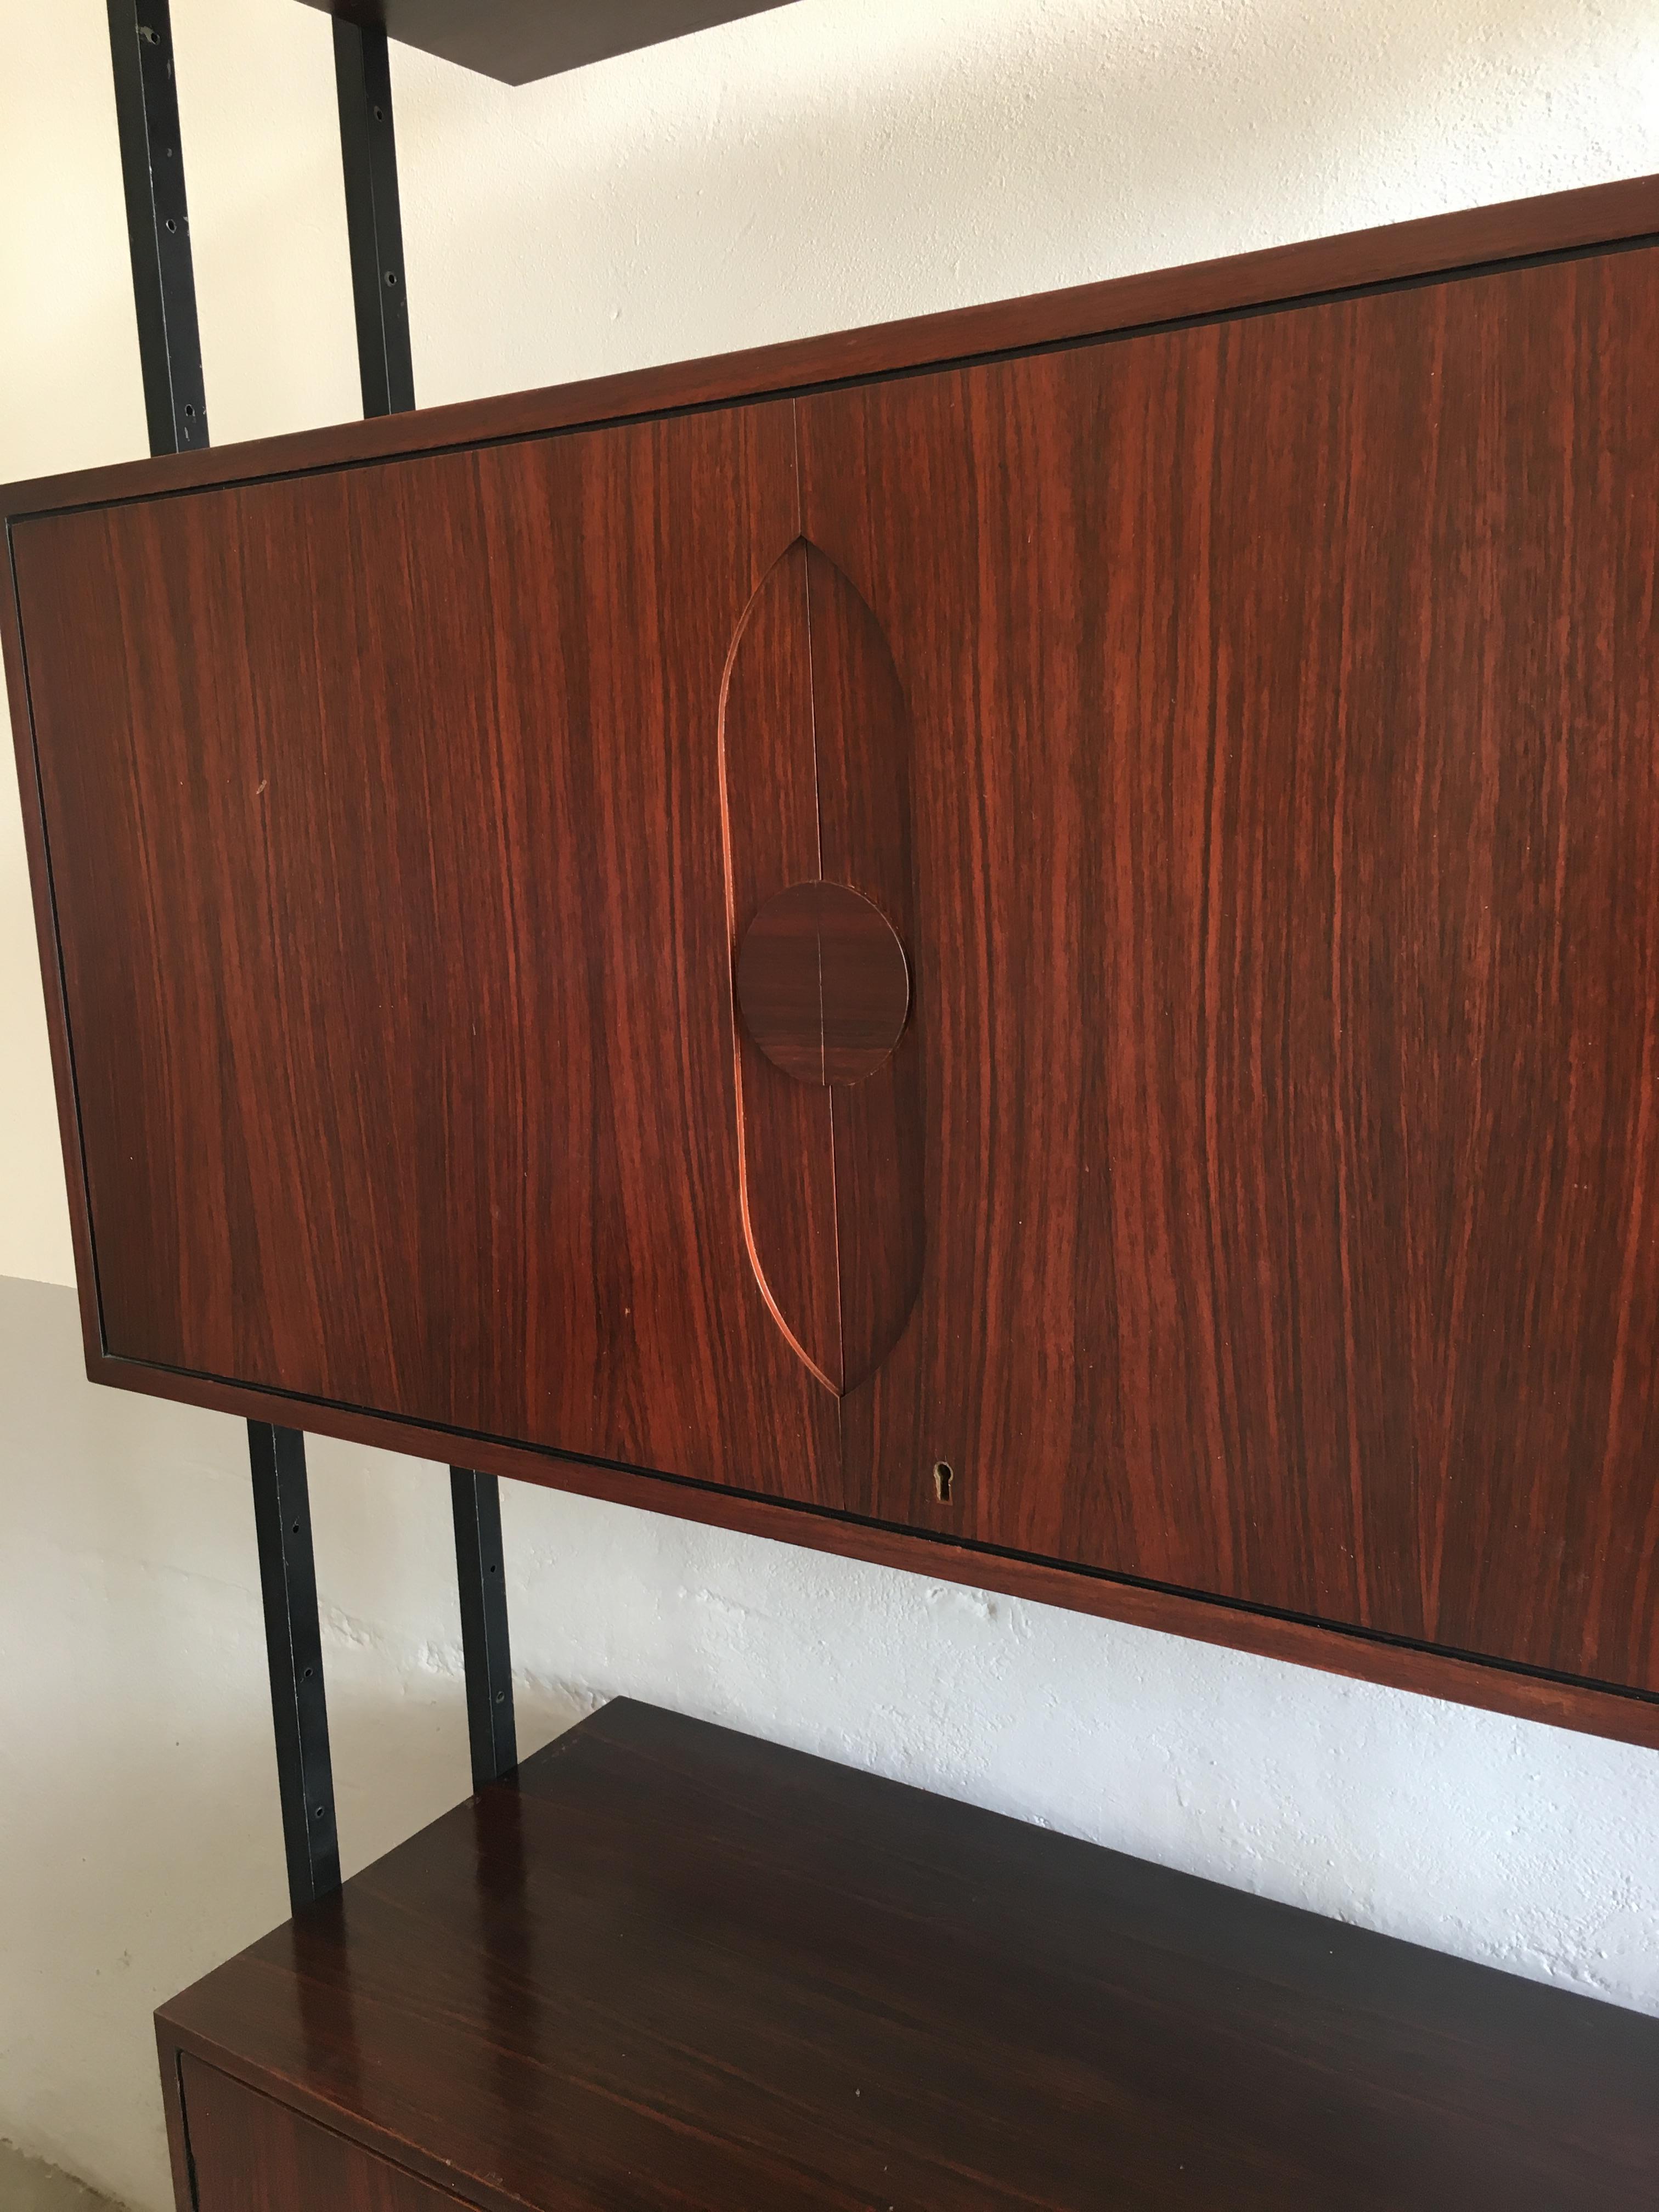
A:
<box><xmin>933</xmin><ymin>1462</ymin><xmax>953</xmax><ymax>1503</ymax></box>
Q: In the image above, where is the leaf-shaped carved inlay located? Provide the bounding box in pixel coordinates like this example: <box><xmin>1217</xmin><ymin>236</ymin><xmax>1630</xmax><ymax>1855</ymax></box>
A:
<box><xmin>719</xmin><ymin>540</ymin><xmax>923</xmax><ymax>1396</ymax></box>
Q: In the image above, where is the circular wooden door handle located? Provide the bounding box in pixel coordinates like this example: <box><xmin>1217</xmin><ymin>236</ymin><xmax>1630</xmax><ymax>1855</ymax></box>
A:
<box><xmin>736</xmin><ymin>879</ymin><xmax>910</xmax><ymax>1087</ymax></box>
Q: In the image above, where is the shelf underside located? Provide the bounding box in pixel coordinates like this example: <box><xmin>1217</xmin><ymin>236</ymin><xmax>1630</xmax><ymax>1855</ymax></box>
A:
<box><xmin>295</xmin><ymin>1</ymin><xmax>799</xmax><ymax>84</ymax></box>
<box><xmin>159</xmin><ymin>1700</ymin><xmax>1659</xmax><ymax>2209</ymax></box>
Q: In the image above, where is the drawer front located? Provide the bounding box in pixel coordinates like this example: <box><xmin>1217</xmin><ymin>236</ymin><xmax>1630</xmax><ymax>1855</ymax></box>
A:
<box><xmin>180</xmin><ymin>2055</ymin><xmax>471</xmax><ymax>2212</ymax></box>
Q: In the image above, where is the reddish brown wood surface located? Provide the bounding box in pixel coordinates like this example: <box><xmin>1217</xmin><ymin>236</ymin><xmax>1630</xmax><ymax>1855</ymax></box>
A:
<box><xmin>735</xmin><ymin>880</ymin><xmax>910</xmax><ymax>1085</ymax></box>
<box><xmin>157</xmin><ymin>1700</ymin><xmax>1659</xmax><ymax>2212</ymax></box>
<box><xmin>716</xmin><ymin>540</ymin><xmax>842</xmax><ymax>1387</ymax></box>
<box><xmin>800</xmin><ymin>545</ymin><xmax>926</xmax><ymax>1393</ymax></box>
<box><xmin>180</xmin><ymin>2055</ymin><xmax>465</xmax><ymax>2212</ymax></box>
<box><xmin>8</xmin><ymin>177</ymin><xmax>1659</xmax><ymax>1744</ymax></box>
<box><xmin>719</xmin><ymin>538</ymin><xmax>924</xmax><ymax>1395</ymax></box>
<box><xmin>800</xmin><ymin>240</ymin><xmax>1659</xmax><ymax>1697</ymax></box>
<box><xmin>12</xmin><ymin>401</ymin><xmax>843</xmax><ymax>1511</ymax></box>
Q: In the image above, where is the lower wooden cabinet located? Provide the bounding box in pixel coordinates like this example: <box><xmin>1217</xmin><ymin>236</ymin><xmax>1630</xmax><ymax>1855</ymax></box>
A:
<box><xmin>156</xmin><ymin>1701</ymin><xmax>1659</xmax><ymax>2211</ymax></box>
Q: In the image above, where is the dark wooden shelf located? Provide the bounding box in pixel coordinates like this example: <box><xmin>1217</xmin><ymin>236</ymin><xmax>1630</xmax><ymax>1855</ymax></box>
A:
<box><xmin>295</xmin><ymin>2</ymin><xmax>800</xmax><ymax>84</ymax></box>
<box><xmin>157</xmin><ymin>1699</ymin><xmax>1659</xmax><ymax>2209</ymax></box>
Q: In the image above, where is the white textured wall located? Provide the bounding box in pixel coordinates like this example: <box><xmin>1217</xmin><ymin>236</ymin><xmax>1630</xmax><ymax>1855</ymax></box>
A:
<box><xmin>2</xmin><ymin>2</ymin><xmax>1657</xmax><ymax>2205</ymax></box>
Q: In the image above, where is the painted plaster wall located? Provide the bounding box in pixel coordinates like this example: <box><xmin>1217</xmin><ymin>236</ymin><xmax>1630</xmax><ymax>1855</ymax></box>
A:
<box><xmin>1</xmin><ymin>2</ymin><xmax>1656</xmax><ymax>2205</ymax></box>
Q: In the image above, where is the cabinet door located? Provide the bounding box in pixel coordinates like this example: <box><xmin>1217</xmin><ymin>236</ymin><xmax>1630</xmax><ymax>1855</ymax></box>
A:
<box><xmin>797</xmin><ymin>245</ymin><xmax>1659</xmax><ymax>1692</ymax></box>
<box><xmin>180</xmin><ymin>2056</ymin><xmax>473</xmax><ymax>2212</ymax></box>
<box><xmin>16</xmin><ymin>402</ymin><xmax>843</xmax><ymax>1506</ymax></box>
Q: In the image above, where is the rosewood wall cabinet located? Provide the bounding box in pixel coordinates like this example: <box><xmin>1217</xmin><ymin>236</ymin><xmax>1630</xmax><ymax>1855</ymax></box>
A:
<box><xmin>8</xmin><ymin>176</ymin><xmax>1659</xmax><ymax>1754</ymax></box>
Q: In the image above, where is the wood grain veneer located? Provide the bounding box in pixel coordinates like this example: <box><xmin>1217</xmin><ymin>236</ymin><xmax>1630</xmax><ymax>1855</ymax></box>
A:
<box><xmin>156</xmin><ymin>1699</ymin><xmax>1659</xmax><ymax>2211</ymax></box>
<box><xmin>12</xmin><ymin>401</ymin><xmax>849</xmax><ymax>1513</ymax></box>
<box><xmin>733</xmin><ymin>881</ymin><xmax>910</xmax><ymax>1090</ymax></box>
<box><xmin>798</xmin><ymin>240</ymin><xmax>1659</xmax><ymax>1698</ymax></box>
<box><xmin>9</xmin><ymin>174</ymin><xmax>1659</xmax><ymax>1748</ymax></box>
<box><xmin>721</xmin><ymin>537</ymin><xmax>924</xmax><ymax>1394</ymax></box>
<box><xmin>179</xmin><ymin>2057</ymin><xmax>465</xmax><ymax>2212</ymax></box>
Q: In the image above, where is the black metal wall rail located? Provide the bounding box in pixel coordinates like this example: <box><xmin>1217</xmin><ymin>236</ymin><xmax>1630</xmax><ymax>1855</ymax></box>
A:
<box><xmin>452</xmin><ymin>1469</ymin><xmax>519</xmax><ymax>1790</ymax></box>
<box><xmin>248</xmin><ymin>1423</ymin><xmax>340</xmax><ymax>1908</ymax></box>
<box><xmin>333</xmin><ymin>19</ymin><xmax>415</xmax><ymax>415</ymax></box>
<box><xmin>102</xmin><ymin>5</ymin><xmax>515</xmax><ymax>1915</ymax></box>
<box><xmin>106</xmin><ymin>0</ymin><xmax>209</xmax><ymax>455</ymax></box>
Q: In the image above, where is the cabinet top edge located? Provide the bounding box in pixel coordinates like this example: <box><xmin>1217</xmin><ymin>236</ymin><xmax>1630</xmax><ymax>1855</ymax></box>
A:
<box><xmin>6</xmin><ymin>170</ymin><xmax>1657</xmax><ymax>524</ymax></box>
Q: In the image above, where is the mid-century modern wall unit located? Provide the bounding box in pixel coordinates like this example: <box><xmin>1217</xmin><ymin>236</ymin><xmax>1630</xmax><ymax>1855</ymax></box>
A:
<box><xmin>7</xmin><ymin>3</ymin><xmax>1658</xmax><ymax>2204</ymax></box>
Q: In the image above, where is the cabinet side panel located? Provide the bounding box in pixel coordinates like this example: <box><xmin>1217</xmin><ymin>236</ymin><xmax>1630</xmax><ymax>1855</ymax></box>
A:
<box><xmin>14</xmin><ymin>403</ymin><xmax>844</xmax><ymax>1505</ymax></box>
<box><xmin>801</xmin><ymin>244</ymin><xmax>1659</xmax><ymax>1692</ymax></box>
<box><xmin>1</xmin><ymin>539</ymin><xmax>105</xmax><ymax>1354</ymax></box>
